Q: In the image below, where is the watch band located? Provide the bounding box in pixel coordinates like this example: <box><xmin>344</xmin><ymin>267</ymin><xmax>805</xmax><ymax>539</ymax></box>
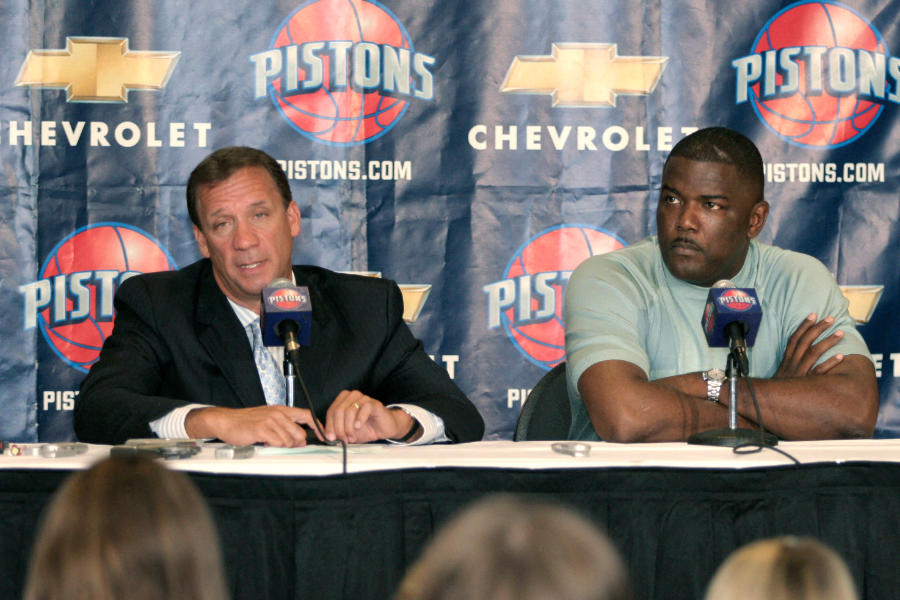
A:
<box><xmin>703</xmin><ymin>369</ymin><xmax>725</xmax><ymax>404</ymax></box>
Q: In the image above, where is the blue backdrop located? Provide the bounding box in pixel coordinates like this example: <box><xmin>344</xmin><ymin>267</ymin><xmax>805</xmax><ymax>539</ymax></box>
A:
<box><xmin>1</xmin><ymin>0</ymin><xmax>897</xmax><ymax>442</ymax></box>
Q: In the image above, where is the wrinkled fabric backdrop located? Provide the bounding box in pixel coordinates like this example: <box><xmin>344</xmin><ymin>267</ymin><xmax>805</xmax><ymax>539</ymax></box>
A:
<box><xmin>1</xmin><ymin>0</ymin><xmax>898</xmax><ymax>442</ymax></box>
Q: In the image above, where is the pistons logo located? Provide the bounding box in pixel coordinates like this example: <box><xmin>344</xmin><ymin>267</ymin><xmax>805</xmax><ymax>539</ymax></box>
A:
<box><xmin>19</xmin><ymin>223</ymin><xmax>176</xmax><ymax>372</ymax></box>
<box><xmin>718</xmin><ymin>289</ymin><xmax>756</xmax><ymax>311</ymax></box>
<box><xmin>733</xmin><ymin>0</ymin><xmax>899</xmax><ymax>148</ymax></box>
<box><xmin>483</xmin><ymin>225</ymin><xmax>626</xmax><ymax>370</ymax></box>
<box><xmin>268</xmin><ymin>288</ymin><xmax>306</xmax><ymax>309</ymax></box>
<box><xmin>250</xmin><ymin>0</ymin><xmax>435</xmax><ymax>146</ymax></box>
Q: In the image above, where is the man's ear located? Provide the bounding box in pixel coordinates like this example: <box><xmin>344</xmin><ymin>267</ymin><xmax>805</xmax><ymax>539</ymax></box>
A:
<box><xmin>747</xmin><ymin>200</ymin><xmax>769</xmax><ymax>239</ymax></box>
<box><xmin>193</xmin><ymin>225</ymin><xmax>210</xmax><ymax>258</ymax></box>
<box><xmin>287</xmin><ymin>201</ymin><xmax>301</xmax><ymax>238</ymax></box>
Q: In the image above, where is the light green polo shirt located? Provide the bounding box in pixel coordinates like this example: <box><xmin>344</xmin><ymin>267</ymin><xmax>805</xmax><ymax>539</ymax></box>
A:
<box><xmin>564</xmin><ymin>237</ymin><xmax>872</xmax><ymax>441</ymax></box>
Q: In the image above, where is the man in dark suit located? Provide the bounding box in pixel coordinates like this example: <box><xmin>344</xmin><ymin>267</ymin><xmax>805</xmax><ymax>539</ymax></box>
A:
<box><xmin>75</xmin><ymin>146</ymin><xmax>484</xmax><ymax>446</ymax></box>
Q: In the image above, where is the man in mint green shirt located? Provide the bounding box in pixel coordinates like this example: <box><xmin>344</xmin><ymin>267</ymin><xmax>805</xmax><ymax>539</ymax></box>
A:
<box><xmin>565</xmin><ymin>127</ymin><xmax>878</xmax><ymax>442</ymax></box>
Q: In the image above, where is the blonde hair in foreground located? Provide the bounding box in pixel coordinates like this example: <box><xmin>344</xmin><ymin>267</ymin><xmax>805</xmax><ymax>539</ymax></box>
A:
<box><xmin>704</xmin><ymin>536</ymin><xmax>858</xmax><ymax>600</ymax></box>
<box><xmin>24</xmin><ymin>455</ymin><xmax>229</xmax><ymax>600</ymax></box>
<box><xmin>394</xmin><ymin>494</ymin><xmax>631</xmax><ymax>600</ymax></box>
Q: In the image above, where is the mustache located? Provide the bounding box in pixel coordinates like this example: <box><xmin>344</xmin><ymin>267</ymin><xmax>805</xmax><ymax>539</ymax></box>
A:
<box><xmin>670</xmin><ymin>237</ymin><xmax>702</xmax><ymax>251</ymax></box>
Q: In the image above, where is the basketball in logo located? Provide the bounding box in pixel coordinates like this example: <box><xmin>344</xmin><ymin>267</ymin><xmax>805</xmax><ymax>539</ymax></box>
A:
<box><xmin>749</xmin><ymin>1</ymin><xmax>885</xmax><ymax>148</ymax></box>
<box><xmin>38</xmin><ymin>223</ymin><xmax>176</xmax><ymax>372</ymax></box>
<box><xmin>720</xmin><ymin>289</ymin><xmax>752</xmax><ymax>311</ymax></box>
<box><xmin>502</xmin><ymin>225</ymin><xmax>625</xmax><ymax>370</ymax></box>
<box><xmin>269</xmin><ymin>0</ymin><xmax>412</xmax><ymax>145</ymax></box>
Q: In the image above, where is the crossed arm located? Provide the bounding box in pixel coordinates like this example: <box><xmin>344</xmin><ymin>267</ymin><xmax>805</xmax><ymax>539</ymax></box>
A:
<box><xmin>577</xmin><ymin>315</ymin><xmax>879</xmax><ymax>442</ymax></box>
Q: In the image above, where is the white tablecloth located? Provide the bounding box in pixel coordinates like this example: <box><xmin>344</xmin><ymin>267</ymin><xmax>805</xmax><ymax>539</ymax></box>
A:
<box><xmin>4</xmin><ymin>438</ymin><xmax>900</xmax><ymax>477</ymax></box>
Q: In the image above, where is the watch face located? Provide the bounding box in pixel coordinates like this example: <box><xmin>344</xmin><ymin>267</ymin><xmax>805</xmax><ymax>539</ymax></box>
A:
<box><xmin>706</xmin><ymin>368</ymin><xmax>726</xmax><ymax>382</ymax></box>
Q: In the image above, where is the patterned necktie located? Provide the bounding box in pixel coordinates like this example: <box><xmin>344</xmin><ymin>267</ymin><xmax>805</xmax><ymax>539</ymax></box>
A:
<box><xmin>250</xmin><ymin>320</ymin><xmax>285</xmax><ymax>406</ymax></box>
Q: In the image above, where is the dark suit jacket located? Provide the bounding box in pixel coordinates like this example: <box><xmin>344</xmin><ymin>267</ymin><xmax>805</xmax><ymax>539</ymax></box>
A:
<box><xmin>75</xmin><ymin>259</ymin><xmax>484</xmax><ymax>444</ymax></box>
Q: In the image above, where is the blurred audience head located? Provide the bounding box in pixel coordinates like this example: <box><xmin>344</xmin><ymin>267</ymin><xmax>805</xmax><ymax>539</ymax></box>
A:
<box><xmin>704</xmin><ymin>536</ymin><xmax>858</xmax><ymax>600</ymax></box>
<box><xmin>24</xmin><ymin>455</ymin><xmax>229</xmax><ymax>600</ymax></box>
<box><xmin>394</xmin><ymin>494</ymin><xmax>631</xmax><ymax>600</ymax></box>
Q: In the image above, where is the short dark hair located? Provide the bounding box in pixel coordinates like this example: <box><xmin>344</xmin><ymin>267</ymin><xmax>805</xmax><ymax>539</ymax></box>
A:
<box><xmin>186</xmin><ymin>146</ymin><xmax>292</xmax><ymax>227</ymax></box>
<box><xmin>667</xmin><ymin>127</ymin><xmax>764</xmax><ymax>199</ymax></box>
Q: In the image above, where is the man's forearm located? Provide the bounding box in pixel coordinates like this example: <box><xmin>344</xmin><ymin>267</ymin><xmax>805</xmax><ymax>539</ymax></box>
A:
<box><xmin>726</xmin><ymin>355</ymin><xmax>878</xmax><ymax>439</ymax></box>
<box><xmin>579</xmin><ymin>362</ymin><xmax>755</xmax><ymax>442</ymax></box>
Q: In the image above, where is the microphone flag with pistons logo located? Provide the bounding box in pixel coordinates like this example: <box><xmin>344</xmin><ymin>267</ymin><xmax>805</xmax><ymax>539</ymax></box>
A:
<box><xmin>701</xmin><ymin>279</ymin><xmax>762</xmax><ymax>348</ymax></box>
<box><xmin>260</xmin><ymin>278</ymin><xmax>312</xmax><ymax>347</ymax></box>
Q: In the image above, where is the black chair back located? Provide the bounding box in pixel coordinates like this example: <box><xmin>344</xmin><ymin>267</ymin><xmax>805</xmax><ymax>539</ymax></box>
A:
<box><xmin>513</xmin><ymin>362</ymin><xmax>571</xmax><ymax>441</ymax></box>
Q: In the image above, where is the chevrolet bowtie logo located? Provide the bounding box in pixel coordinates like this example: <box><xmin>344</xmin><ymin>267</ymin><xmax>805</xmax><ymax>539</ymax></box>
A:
<box><xmin>342</xmin><ymin>272</ymin><xmax>431</xmax><ymax>323</ymax></box>
<box><xmin>839</xmin><ymin>285</ymin><xmax>884</xmax><ymax>324</ymax></box>
<box><xmin>15</xmin><ymin>37</ymin><xmax>179</xmax><ymax>103</ymax></box>
<box><xmin>501</xmin><ymin>43</ymin><xmax>668</xmax><ymax>107</ymax></box>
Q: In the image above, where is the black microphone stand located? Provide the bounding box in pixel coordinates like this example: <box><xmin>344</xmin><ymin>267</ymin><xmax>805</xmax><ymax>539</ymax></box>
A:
<box><xmin>688</xmin><ymin>351</ymin><xmax>777</xmax><ymax>447</ymax></box>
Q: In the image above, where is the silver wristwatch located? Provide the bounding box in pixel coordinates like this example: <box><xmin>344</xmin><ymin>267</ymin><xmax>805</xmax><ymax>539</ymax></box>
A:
<box><xmin>702</xmin><ymin>368</ymin><xmax>726</xmax><ymax>403</ymax></box>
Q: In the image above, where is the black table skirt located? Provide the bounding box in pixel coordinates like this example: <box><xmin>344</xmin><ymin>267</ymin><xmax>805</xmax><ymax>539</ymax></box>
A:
<box><xmin>3</xmin><ymin>463</ymin><xmax>900</xmax><ymax>600</ymax></box>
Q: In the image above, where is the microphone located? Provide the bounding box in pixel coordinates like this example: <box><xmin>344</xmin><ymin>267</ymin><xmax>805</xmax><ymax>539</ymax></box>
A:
<box><xmin>689</xmin><ymin>279</ymin><xmax>777</xmax><ymax>448</ymax></box>
<box><xmin>260</xmin><ymin>278</ymin><xmax>312</xmax><ymax>353</ymax></box>
<box><xmin>260</xmin><ymin>279</ymin><xmax>342</xmax><ymax>459</ymax></box>
<box><xmin>701</xmin><ymin>279</ymin><xmax>761</xmax><ymax>375</ymax></box>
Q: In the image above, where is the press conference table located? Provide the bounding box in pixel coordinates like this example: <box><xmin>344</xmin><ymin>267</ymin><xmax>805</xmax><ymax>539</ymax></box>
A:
<box><xmin>3</xmin><ymin>440</ymin><xmax>900</xmax><ymax>600</ymax></box>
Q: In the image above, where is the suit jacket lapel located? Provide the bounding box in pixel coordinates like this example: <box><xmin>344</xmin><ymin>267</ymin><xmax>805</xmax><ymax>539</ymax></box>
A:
<box><xmin>194</xmin><ymin>262</ymin><xmax>266</xmax><ymax>408</ymax></box>
<box><xmin>292</xmin><ymin>266</ymin><xmax>338</xmax><ymax>416</ymax></box>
